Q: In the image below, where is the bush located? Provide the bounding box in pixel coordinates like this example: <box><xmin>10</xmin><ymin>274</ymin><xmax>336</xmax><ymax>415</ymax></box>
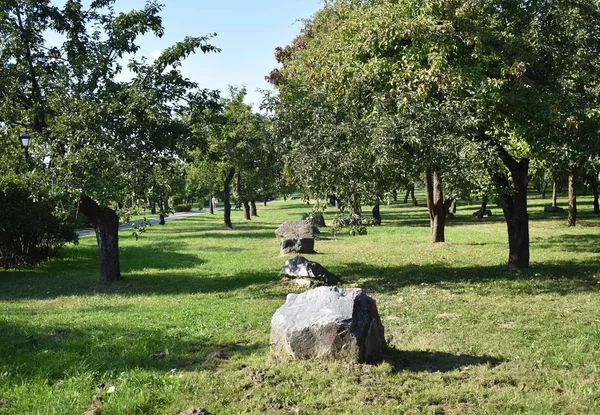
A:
<box><xmin>173</xmin><ymin>204</ymin><xmax>192</xmax><ymax>212</ymax></box>
<box><xmin>0</xmin><ymin>181</ymin><xmax>78</xmax><ymax>268</ymax></box>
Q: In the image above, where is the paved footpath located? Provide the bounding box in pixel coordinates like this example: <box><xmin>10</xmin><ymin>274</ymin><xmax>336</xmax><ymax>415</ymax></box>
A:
<box><xmin>77</xmin><ymin>207</ymin><xmax>223</xmax><ymax>237</ymax></box>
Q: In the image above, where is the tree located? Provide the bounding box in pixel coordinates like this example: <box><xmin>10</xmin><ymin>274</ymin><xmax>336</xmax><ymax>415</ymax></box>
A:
<box><xmin>191</xmin><ymin>87</ymin><xmax>264</xmax><ymax>229</ymax></box>
<box><xmin>0</xmin><ymin>1</ymin><xmax>219</xmax><ymax>281</ymax></box>
<box><xmin>271</xmin><ymin>0</ymin><xmax>600</xmax><ymax>269</ymax></box>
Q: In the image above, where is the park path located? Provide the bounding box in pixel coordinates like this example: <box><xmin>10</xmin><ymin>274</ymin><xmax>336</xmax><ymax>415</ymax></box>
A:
<box><xmin>77</xmin><ymin>206</ymin><xmax>223</xmax><ymax>237</ymax></box>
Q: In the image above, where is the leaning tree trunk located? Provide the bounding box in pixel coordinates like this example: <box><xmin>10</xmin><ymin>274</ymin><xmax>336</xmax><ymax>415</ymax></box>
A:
<box><xmin>424</xmin><ymin>170</ymin><xmax>451</xmax><ymax>243</ymax></box>
<box><xmin>243</xmin><ymin>200</ymin><xmax>251</xmax><ymax>220</ymax></box>
<box><xmin>591</xmin><ymin>174</ymin><xmax>600</xmax><ymax>214</ymax></box>
<box><xmin>250</xmin><ymin>199</ymin><xmax>258</xmax><ymax>217</ymax></box>
<box><xmin>568</xmin><ymin>174</ymin><xmax>577</xmax><ymax>227</ymax></box>
<box><xmin>78</xmin><ymin>196</ymin><xmax>122</xmax><ymax>282</ymax></box>
<box><xmin>410</xmin><ymin>186</ymin><xmax>418</xmax><ymax>206</ymax></box>
<box><xmin>223</xmin><ymin>169</ymin><xmax>235</xmax><ymax>229</ymax></box>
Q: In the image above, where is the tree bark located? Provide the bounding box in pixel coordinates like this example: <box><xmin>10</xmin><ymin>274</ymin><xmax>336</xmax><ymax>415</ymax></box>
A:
<box><xmin>552</xmin><ymin>181</ymin><xmax>558</xmax><ymax>208</ymax></box>
<box><xmin>250</xmin><ymin>199</ymin><xmax>258</xmax><ymax>216</ymax></box>
<box><xmin>403</xmin><ymin>188</ymin><xmax>410</xmax><ymax>204</ymax></box>
<box><xmin>568</xmin><ymin>174</ymin><xmax>577</xmax><ymax>227</ymax></box>
<box><xmin>450</xmin><ymin>199</ymin><xmax>457</xmax><ymax>214</ymax></box>
<box><xmin>392</xmin><ymin>188</ymin><xmax>398</xmax><ymax>201</ymax></box>
<box><xmin>209</xmin><ymin>193</ymin><xmax>214</xmax><ymax>214</ymax></box>
<box><xmin>424</xmin><ymin>170</ymin><xmax>450</xmax><ymax>243</ymax></box>
<box><xmin>149</xmin><ymin>197</ymin><xmax>157</xmax><ymax>215</ymax></box>
<box><xmin>480</xmin><ymin>129</ymin><xmax>530</xmax><ymax>270</ymax></box>
<box><xmin>243</xmin><ymin>200</ymin><xmax>251</xmax><ymax>220</ymax></box>
<box><xmin>223</xmin><ymin>168</ymin><xmax>235</xmax><ymax>229</ymax></box>
<box><xmin>410</xmin><ymin>185</ymin><xmax>418</xmax><ymax>206</ymax></box>
<box><xmin>591</xmin><ymin>174</ymin><xmax>600</xmax><ymax>214</ymax></box>
<box><xmin>541</xmin><ymin>178</ymin><xmax>548</xmax><ymax>199</ymax></box>
<box><xmin>78</xmin><ymin>196</ymin><xmax>122</xmax><ymax>282</ymax></box>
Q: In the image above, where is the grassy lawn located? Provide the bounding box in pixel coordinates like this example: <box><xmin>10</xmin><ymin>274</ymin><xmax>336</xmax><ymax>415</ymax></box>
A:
<box><xmin>1</xmin><ymin>193</ymin><xmax>600</xmax><ymax>414</ymax></box>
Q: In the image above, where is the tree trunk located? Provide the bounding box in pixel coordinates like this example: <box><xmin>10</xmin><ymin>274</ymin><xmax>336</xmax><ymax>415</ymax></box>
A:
<box><xmin>493</xmin><ymin>163</ymin><xmax>530</xmax><ymax>270</ymax></box>
<box><xmin>541</xmin><ymin>179</ymin><xmax>547</xmax><ymax>199</ymax></box>
<box><xmin>568</xmin><ymin>174</ymin><xmax>577</xmax><ymax>227</ymax></box>
<box><xmin>250</xmin><ymin>199</ymin><xmax>258</xmax><ymax>216</ymax></box>
<box><xmin>451</xmin><ymin>199</ymin><xmax>457</xmax><ymax>214</ymax></box>
<box><xmin>209</xmin><ymin>193</ymin><xmax>214</xmax><ymax>214</ymax></box>
<box><xmin>403</xmin><ymin>188</ymin><xmax>410</xmax><ymax>204</ymax></box>
<box><xmin>149</xmin><ymin>197</ymin><xmax>156</xmax><ymax>215</ymax></box>
<box><xmin>223</xmin><ymin>168</ymin><xmax>235</xmax><ymax>229</ymax></box>
<box><xmin>410</xmin><ymin>186</ymin><xmax>418</xmax><ymax>206</ymax></box>
<box><xmin>163</xmin><ymin>197</ymin><xmax>170</xmax><ymax>213</ymax></box>
<box><xmin>243</xmin><ymin>200</ymin><xmax>251</xmax><ymax>220</ymax></box>
<box><xmin>591</xmin><ymin>175</ymin><xmax>600</xmax><ymax>214</ymax></box>
<box><xmin>392</xmin><ymin>188</ymin><xmax>398</xmax><ymax>201</ymax></box>
<box><xmin>482</xmin><ymin>129</ymin><xmax>530</xmax><ymax>270</ymax></box>
<box><xmin>78</xmin><ymin>196</ymin><xmax>122</xmax><ymax>282</ymax></box>
<box><xmin>552</xmin><ymin>181</ymin><xmax>558</xmax><ymax>208</ymax></box>
<box><xmin>424</xmin><ymin>170</ymin><xmax>450</xmax><ymax>243</ymax></box>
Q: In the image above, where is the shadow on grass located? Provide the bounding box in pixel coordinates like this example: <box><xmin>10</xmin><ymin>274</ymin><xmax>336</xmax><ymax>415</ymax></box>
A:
<box><xmin>533</xmin><ymin>233</ymin><xmax>600</xmax><ymax>253</ymax></box>
<box><xmin>0</xmin><ymin>320</ymin><xmax>268</xmax><ymax>384</ymax></box>
<box><xmin>336</xmin><ymin>261</ymin><xmax>600</xmax><ymax>296</ymax></box>
<box><xmin>382</xmin><ymin>347</ymin><xmax>502</xmax><ymax>373</ymax></box>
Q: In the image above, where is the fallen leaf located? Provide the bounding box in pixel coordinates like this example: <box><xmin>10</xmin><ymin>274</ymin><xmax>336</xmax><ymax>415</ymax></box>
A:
<box><xmin>519</xmin><ymin>382</ymin><xmax>527</xmax><ymax>391</ymax></box>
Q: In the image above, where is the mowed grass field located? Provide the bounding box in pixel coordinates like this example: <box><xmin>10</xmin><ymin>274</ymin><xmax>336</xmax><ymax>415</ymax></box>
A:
<box><xmin>1</xmin><ymin>193</ymin><xmax>600</xmax><ymax>414</ymax></box>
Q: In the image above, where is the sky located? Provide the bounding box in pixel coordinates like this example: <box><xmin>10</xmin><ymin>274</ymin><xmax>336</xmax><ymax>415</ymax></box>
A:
<box><xmin>111</xmin><ymin>0</ymin><xmax>324</xmax><ymax>109</ymax></box>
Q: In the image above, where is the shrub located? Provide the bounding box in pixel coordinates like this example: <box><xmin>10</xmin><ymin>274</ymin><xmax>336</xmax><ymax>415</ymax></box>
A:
<box><xmin>173</xmin><ymin>204</ymin><xmax>192</xmax><ymax>212</ymax></box>
<box><xmin>0</xmin><ymin>181</ymin><xmax>78</xmax><ymax>268</ymax></box>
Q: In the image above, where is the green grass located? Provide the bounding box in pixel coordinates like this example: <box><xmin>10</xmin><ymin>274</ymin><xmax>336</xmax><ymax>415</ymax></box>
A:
<box><xmin>1</xmin><ymin>193</ymin><xmax>600</xmax><ymax>414</ymax></box>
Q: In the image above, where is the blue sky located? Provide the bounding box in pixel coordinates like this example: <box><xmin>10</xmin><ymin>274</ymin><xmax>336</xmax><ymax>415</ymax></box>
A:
<box><xmin>114</xmin><ymin>0</ymin><xmax>323</xmax><ymax>109</ymax></box>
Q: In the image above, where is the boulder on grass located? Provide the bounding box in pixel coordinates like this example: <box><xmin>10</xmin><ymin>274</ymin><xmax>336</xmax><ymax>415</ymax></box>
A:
<box><xmin>301</xmin><ymin>212</ymin><xmax>327</xmax><ymax>228</ymax></box>
<box><xmin>270</xmin><ymin>287</ymin><xmax>386</xmax><ymax>363</ymax></box>
<box><xmin>275</xmin><ymin>220</ymin><xmax>314</xmax><ymax>240</ymax></box>
<box><xmin>280</xmin><ymin>238</ymin><xmax>315</xmax><ymax>255</ymax></box>
<box><xmin>544</xmin><ymin>206</ymin><xmax>565</xmax><ymax>213</ymax></box>
<box><xmin>280</xmin><ymin>255</ymin><xmax>339</xmax><ymax>286</ymax></box>
<box><xmin>472</xmin><ymin>209</ymin><xmax>492</xmax><ymax>218</ymax></box>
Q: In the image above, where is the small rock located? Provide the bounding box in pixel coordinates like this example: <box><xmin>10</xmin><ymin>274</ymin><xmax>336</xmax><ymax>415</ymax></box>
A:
<box><xmin>472</xmin><ymin>209</ymin><xmax>492</xmax><ymax>218</ymax></box>
<box><xmin>179</xmin><ymin>409</ymin><xmax>212</xmax><ymax>415</ymax></box>
<box><xmin>280</xmin><ymin>255</ymin><xmax>340</xmax><ymax>285</ymax></box>
<box><xmin>302</xmin><ymin>212</ymin><xmax>326</xmax><ymax>227</ymax></box>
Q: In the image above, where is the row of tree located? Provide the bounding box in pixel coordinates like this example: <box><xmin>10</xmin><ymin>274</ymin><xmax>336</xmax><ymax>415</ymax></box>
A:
<box><xmin>268</xmin><ymin>0</ymin><xmax>600</xmax><ymax>270</ymax></box>
<box><xmin>0</xmin><ymin>1</ymin><xmax>284</xmax><ymax>281</ymax></box>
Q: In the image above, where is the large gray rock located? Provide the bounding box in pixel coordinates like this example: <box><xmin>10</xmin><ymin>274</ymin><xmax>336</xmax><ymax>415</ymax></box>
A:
<box><xmin>275</xmin><ymin>220</ymin><xmax>314</xmax><ymax>240</ymax></box>
<box><xmin>544</xmin><ymin>205</ymin><xmax>565</xmax><ymax>213</ymax></box>
<box><xmin>277</xmin><ymin>221</ymin><xmax>315</xmax><ymax>255</ymax></box>
<box><xmin>280</xmin><ymin>255</ymin><xmax>339</xmax><ymax>286</ymax></box>
<box><xmin>280</xmin><ymin>238</ymin><xmax>315</xmax><ymax>255</ymax></box>
<box><xmin>270</xmin><ymin>287</ymin><xmax>386</xmax><ymax>363</ymax></box>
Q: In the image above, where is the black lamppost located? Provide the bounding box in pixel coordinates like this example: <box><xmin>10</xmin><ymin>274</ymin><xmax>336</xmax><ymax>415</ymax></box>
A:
<box><xmin>19</xmin><ymin>130</ymin><xmax>31</xmax><ymax>161</ymax></box>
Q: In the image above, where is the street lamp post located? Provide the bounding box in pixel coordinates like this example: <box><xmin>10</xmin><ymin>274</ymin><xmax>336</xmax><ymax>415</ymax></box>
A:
<box><xmin>19</xmin><ymin>130</ymin><xmax>31</xmax><ymax>162</ymax></box>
